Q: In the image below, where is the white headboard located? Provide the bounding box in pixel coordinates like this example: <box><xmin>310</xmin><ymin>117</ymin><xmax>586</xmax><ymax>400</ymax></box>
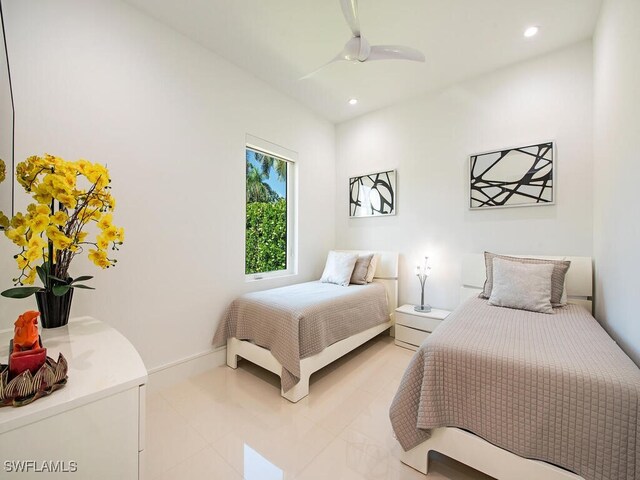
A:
<box><xmin>461</xmin><ymin>254</ymin><xmax>593</xmax><ymax>313</ymax></box>
<box><xmin>337</xmin><ymin>250</ymin><xmax>399</xmax><ymax>314</ymax></box>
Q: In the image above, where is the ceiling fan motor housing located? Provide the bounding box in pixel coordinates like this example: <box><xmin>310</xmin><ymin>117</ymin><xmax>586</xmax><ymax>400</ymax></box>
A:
<box><xmin>344</xmin><ymin>36</ymin><xmax>371</xmax><ymax>62</ymax></box>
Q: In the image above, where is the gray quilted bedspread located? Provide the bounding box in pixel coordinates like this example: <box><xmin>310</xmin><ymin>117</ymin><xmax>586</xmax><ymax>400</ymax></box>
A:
<box><xmin>389</xmin><ymin>297</ymin><xmax>640</xmax><ymax>480</ymax></box>
<box><xmin>213</xmin><ymin>281</ymin><xmax>389</xmax><ymax>392</ymax></box>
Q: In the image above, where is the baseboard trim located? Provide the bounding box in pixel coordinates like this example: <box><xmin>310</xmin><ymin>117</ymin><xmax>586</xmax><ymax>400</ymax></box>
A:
<box><xmin>147</xmin><ymin>346</ymin><xmax>227</xmax><ymax>394</ymax></box>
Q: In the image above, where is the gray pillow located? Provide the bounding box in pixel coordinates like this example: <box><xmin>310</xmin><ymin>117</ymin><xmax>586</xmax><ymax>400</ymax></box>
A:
<box><xmin>350</xmin><ymin>254</ymin><xmax>373</xmax><ymax>285</ymax></box>
<box><xmin>488</xmin><ymin>258</ymin><xmax>555</xmax><ymax>314</ymax></box>
<box><xmin>320</xmin><ymin>251</ymin><xmax>358</xmax><ymax>287</ymax></box>
<box><xmin>481</xmin><ymin>252</ymin><xmax>570</xmax><ymax>306</ymax></box>
<box><xmin>365</xmin><ymin>253</ymin><xmax>380</xmax><ymax>283</ymax></box>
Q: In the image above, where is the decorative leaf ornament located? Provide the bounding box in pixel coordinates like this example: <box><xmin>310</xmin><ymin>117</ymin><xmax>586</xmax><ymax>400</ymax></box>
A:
<box><xmin>0</xmin><ymin>353</ymin><xmax>68</xmax><ymax>407</ymax></box>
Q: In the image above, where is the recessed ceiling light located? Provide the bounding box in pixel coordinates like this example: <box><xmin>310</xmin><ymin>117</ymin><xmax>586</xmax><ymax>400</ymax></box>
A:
<box><xmin>348</xmin><ymin>98</ymin><xmax>358</xmax><ymax>105</ymax></box>
<box><xmin>524</xmin><ymin>26</ymin><xmax>539</xmax><ymax>38</ymax></box>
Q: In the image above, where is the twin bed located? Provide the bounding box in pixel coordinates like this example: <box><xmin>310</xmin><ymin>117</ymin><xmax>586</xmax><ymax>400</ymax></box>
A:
<box><xmin>213</xmin><ymin>250</ymin><xmax>398</xmax><ymax>402</ymax></box>
<box><xmin>393</xmin><ymin>254</ymin><xmax>640</xmax><ymax>480</ymax></box>
<box><xmin>213</xmin><ymin>251</ymin><xmax>640</xmax><ymax>480</ymax></box>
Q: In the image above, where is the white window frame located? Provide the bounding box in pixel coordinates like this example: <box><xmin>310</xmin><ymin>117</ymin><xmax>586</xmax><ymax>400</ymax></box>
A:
<box><xmin>245</xmin><ymin>134</ymin><xmax>297</xmax><ymax>281</ymax></box>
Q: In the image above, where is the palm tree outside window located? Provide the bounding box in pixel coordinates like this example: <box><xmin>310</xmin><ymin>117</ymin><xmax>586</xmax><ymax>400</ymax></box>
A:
<box><xmin>245</xmin><ymin>147</ymin><xmax>290</xmax><ymax>276</ymax></box>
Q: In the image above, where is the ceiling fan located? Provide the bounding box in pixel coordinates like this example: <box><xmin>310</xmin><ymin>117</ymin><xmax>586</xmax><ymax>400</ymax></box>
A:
<box><xmin>301</xmin><ymin>0</ymin><xmax>425</xmax><ymax>79</ymax></box>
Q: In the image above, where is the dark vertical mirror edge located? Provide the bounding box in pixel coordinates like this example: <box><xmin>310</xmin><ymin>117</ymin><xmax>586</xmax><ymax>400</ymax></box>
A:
<box><xmin>0</xmin><ymin>0</ymin><xmax>14</xmax><ymax>228</ymax></box>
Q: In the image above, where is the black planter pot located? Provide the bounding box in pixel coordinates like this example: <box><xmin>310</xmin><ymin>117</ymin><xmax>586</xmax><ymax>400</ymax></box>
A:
<box><xmin>35</xmin><ymin>288</ymin><xmax>74</xmax><ymax>329</ymax></box>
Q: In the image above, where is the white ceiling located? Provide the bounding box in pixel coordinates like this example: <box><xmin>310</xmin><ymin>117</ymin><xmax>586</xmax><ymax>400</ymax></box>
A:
<box><xmin>124</xmin><ymin>0</ymin><xmax>602</xmax><ymax>123</ymax></box>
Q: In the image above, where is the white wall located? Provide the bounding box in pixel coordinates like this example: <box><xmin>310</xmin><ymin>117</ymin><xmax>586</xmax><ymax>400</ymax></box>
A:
<box><xmin>0</xmin><ymin>0</ymin><xmax>336</xmax><ymax>371</ymax></box>
<box><xmin>593</xmin><ymin>0</ymin><xmax>640</xmax><ymax>365</ymax></box>
<box><xmin>336</xmin><ymin>42</ymin><xmax>594</xmax><ymax>311</ymax></box>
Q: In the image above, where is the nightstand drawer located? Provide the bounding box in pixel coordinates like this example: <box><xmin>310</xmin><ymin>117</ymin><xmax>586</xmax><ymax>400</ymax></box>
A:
<box><xmin>395</xmin><ymin>324</ymin><xmax>430</xmax><ymax>349</ymax></box>
<box><xmin>396</xmin><ymin>311</ymin><xmax>442</xmax><ymax>332</ymax></box>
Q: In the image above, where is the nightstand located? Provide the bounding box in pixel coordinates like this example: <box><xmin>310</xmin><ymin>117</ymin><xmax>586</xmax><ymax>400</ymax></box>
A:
<box><xmin>394</xmin><ymin>304</ymin><xmax>451</xmax><ymax>351</ymax></box>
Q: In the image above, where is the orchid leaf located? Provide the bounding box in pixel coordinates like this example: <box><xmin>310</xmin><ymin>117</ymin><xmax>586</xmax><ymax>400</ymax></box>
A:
<box><xmin>71</xmin><ymin>276</ymin><xmax>93</xmax><ymax>284</ymax></box>
<box><xmin>36</xmin><ymin>266</ymin><xmax>47</xmax><ymax>286</ymax></box>
<box><xmin>1</xmin><ymin>287</ymin><xmax>43</xmax><ymax>299</ymax></box>
<box><xmin>48</xmin><ymin>275</ymin><xmax>69</xmax><ymax>284</ymax></box>
<box><xmin>52</xmin><ymin>284</ymin><xmax>72</xmax><ymax>296</ymax></box>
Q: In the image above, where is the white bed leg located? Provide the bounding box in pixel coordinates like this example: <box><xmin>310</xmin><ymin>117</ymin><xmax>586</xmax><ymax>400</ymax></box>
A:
<box><xmin>281</xmin><ymin>375</ymin><xmax>310</xmax><ymax>403</ymax></box>
<box><xmin>226</xmin><ymin>339</ymin><xmax>238</xmax><ymax>369</ymax></box>
<box><xmin>401</xmin><ymin>445</ymin><xmax>429</xmax><ymax>474</ymax></box>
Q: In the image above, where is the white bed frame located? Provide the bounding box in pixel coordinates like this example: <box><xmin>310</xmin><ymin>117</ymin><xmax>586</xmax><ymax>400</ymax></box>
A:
<box><xmin>400</xmin><ymin>253</ymin><xmax>593</xmax><ymax>480</ymax></box>
<box><xmin>226</xmin><ymin>250</ymin><xmax>398</xmax><ymax>403</ymax></box>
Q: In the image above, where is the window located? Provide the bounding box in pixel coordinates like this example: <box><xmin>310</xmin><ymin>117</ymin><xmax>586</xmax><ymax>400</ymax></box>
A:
<box><xmin>245</xmin><ymin>136</ymin><xmax>296</xmax><ymax>280</ymax></box>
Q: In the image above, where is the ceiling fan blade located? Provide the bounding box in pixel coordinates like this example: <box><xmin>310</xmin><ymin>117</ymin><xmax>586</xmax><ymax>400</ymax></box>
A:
<box><xmin>299</xmin><ymin>55</ymin><xmax>346</xmax><ymax>80</ymax></box>
<box><xmin>339</xmin><ymin>0</ymin><xmax>361</xmax><ymax>37</ymax></box>
<box><xmin>367</xmin><ymin>45</ymin><xmax>425</xmax><ymax>62</ymax></box>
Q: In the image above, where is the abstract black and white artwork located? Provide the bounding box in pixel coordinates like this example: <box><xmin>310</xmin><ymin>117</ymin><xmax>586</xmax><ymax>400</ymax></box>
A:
<box><xmin>349</xmin><ymin>170</ymin><xmax>396</xmax><ymax>217</ymax></box>
<box><xmin>469</xmin><ymin>142</ymin><xmax>554</xmax><ymax>209</ymax></box>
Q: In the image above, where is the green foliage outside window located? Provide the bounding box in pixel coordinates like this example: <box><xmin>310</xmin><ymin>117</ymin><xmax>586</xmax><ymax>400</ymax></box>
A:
<box><xmin>245</xmin><ymin>149</ymin><xmax>288</xmax><ymax>275</ymax></box>
<box><xmin>245</xmin><ymin>199</ymin><xmax>287</xmax><ymax>274</ymax></box>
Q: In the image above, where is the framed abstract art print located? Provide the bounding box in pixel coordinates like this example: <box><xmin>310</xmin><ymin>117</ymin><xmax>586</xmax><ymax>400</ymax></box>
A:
<box><xmin>349</xmin><ymin>169</ymin><xmax>396</xmax><ymax>218</ymax></box>
<box><xmin>469</xmin><ymin>142</ymin><xmax>554</xmax><ymax>210</ymax></box>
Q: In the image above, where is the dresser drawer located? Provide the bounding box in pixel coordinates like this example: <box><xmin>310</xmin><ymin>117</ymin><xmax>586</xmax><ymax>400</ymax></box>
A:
<box><xmin>395</xmin><ymin>324</ymin><xmax>430</xmax><ymax>349</ymax></box>
<box><xmin>396</xmin><ymin>311</ymin><xmax>442</xmax><ymax>332</ymax></box>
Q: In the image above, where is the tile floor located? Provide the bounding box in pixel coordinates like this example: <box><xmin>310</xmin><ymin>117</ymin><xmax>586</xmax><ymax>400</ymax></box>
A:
<box><xmin>145</xmin><ymin>335</ymin><xmax>494</xmax><ymax>479</ymax></box>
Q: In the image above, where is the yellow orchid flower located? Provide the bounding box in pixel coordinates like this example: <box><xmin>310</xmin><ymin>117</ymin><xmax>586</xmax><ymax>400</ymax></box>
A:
<box><xmin>5</xmin><ymin>227</ymin><xmax>27</xmax><ymax>247</ymax></box>
<box><xmin>51</xmin><ymin>210</ymin><xmax>68</xmax><ymax>226</ymax></box>
<box><xmin>29</xmin><ymin>214</ymin><xmax>50</xmax><ymax>234</ymax></box>
<box><xmin>35</xmin><ymin>204</ymin><xmax>51</xmax><ymax>215</ymax></box>
<box><xmin>25</xmin><ymin>247</ymin><xmax>42</xmax><ymax>263</ymax></box>
<box><xmin>33</xmin><ymin>184</ymin><xmax>53</xmax><ymax>204</ymax></box>
<box><xmin>88</xmin><ymin>248</ymin><xmax>110</xmax><ymax>269</ymax></box>
<box><xmin>28</xmin><ymin>234</ymin><xmax>46</xmax><ymax>251</ymax></box>
<box><xmin>101</xmin><ymin>225</ymin><xmax>119</xmax><ymax>242</ymax></box>
<box><xmin>52</xmin><ymin>234</ymin><xmax>72</xmax><ymax>251</ymax></box>
<box><xmin>97</xmin><ymin>213</ymin><xmax>113</xmax><ymax>230</ymax></box>
<box><xmin>16</xmin><ymin>254</ymin><xmax>28</xmax><ymax>270</ymax></box>
<box><xmin>96</xmin><ymin>235</ymin><xmax>109</xmax><ymax>250</ymax></box>
<box><xmin>13</xmin><ymin>235</ymin><xmax>28</xmax><ymax>248</ymax></box>
<box><xmin>23</xmin><ymin>268</ymin><xmax>37</xmax><ymax>285</ymax></box>
<box><xmin>45</xmin><ymin>225</ymin><xmax>64</xmax><ymax>241</ymax></box>
<box><xmin>11</xmin><ymin>213</ymin><xmax>26</xmax><ymax>229</ymax></box>
<box><xmin>57</xmin><ymin>193</ymin><xmax>77</xmax><ymax>209</ymax></box>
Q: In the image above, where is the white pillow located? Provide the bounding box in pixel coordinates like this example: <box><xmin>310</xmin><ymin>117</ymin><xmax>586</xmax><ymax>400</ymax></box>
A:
<box><xmin>488</xmin><ymin>258</ymin><xmax>554</xmax><ymax>314</ymax></box>
<box><xmin>321</xmin><ymin>251</ymin><xmax>359</xmax><ymax>287</ymax></box>
<box><xmin>365</xmin><ymin>253</ymin><xmax>380</xmax><ymax>283</ymax></box>
<box><xmin>481</xmin><ymin>252</ymin><xmax>570</xmax><ymax>307</ymax></box>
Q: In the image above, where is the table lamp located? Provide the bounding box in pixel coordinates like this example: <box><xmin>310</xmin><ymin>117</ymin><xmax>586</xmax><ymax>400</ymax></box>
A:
<box><xmin>415</xmin><ymin>256</ymin><xmax>431</xmax><ymax>313</ymax></box>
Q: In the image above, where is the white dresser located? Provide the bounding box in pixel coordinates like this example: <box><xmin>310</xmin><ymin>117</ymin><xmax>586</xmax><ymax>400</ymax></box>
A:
<box><xmin>0</xmin><ymin>317</ymin><xmax>147</xmax><ymax>479</ymax></box>
<box><xmin>394</xmin><ymin>304</ymin><xmax>451</xmax><ymax>351</ymax></box>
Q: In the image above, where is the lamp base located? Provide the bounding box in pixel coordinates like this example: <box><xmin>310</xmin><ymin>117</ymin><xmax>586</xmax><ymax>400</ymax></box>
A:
<box><xmin>414</xmin><ymin>304</ymin><xmax>432</xmax><ymax>313</ymax></box>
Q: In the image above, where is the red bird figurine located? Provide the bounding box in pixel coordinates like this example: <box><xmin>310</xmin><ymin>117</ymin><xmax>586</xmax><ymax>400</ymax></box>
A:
<box><xmin>13</xmin><ymin>310</ymin><xmax>41</xmax><ymax>352</ymax></box>
<box><xmin>9</xmin><ymin>310</ymin><xmax>47</xmax><ymax>377</ymax></box>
